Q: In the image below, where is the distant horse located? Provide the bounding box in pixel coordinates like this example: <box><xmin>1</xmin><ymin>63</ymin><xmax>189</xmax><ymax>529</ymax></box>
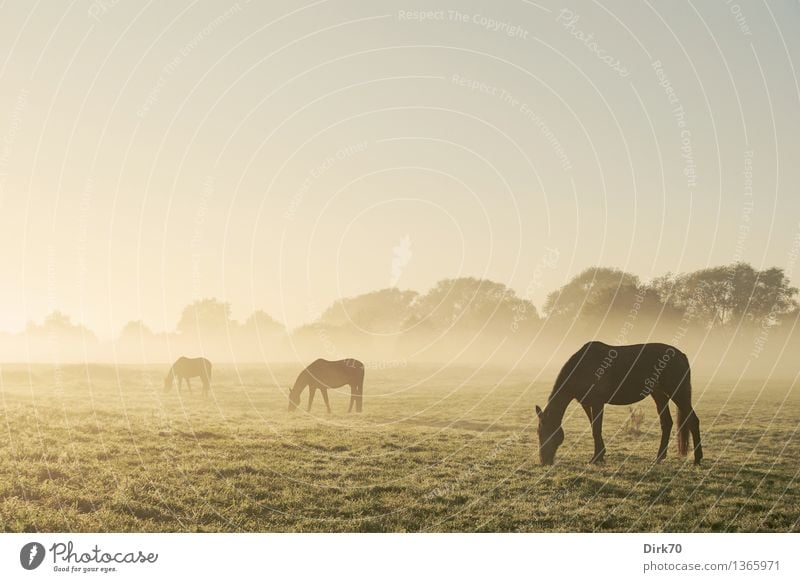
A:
<box><xmin>164</xmin><ymin>357</ymin><xmax>212</xmax><ymax>396</ymax></box>
<box><xmin>288</xmin><ymin>358</ymin><xmax>364</xmax><ymax>413</ymax></box>
<box><xmin>535</xmin><ymin>342</ymin><xmax>702</xmax><ymax>465</ymax></box>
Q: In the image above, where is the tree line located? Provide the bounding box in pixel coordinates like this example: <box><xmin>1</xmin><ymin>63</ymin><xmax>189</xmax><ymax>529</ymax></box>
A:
<box><xmin>8</xmin><ymin>262</ymin><xmax>798</xmax><ymax>369</ymax></box>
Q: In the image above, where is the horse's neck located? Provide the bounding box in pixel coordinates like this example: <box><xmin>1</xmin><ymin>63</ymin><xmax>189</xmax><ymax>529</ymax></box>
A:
<box><xmin>291</xmin><ymin>369</ymin><xmax>310</xmax><ymax>394</ymax></box>
<box><xmin>545</xmin><ymin>387</ymin><xmax>572</xmax><ymax>423</ymax></box>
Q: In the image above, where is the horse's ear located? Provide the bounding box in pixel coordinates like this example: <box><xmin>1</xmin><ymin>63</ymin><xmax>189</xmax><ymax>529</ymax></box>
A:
<box><xmin>535</xmin><ymin>405</ymin><xmax>543</xmax><ymax>417</ymax></box>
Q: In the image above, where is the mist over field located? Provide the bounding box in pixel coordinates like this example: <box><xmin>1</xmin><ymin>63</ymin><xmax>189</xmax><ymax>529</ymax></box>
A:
<box><xmin>2</xmin><ymin>262</ymin><xmax>798</xmax><ymax>384</ymax></box>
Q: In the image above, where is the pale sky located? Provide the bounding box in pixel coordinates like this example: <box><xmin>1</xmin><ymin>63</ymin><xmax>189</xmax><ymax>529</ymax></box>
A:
<box><xmin>0</xmin><ymin>0</ymin><xmax>798</xmax><ymax>338</ymax></box>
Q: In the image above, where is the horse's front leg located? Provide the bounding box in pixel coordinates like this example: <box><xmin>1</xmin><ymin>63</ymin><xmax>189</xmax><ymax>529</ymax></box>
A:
<box><xmin>589</xmin><ymin>404</ymin><xmax>606</xmax><ymax>464</ymax></box>
<box><xmin>307</xmin><ymin>386</ymin><xmax>316</xmax><ymax>411</ymax></box>
<box><xmin>321</xmin><ymin>388</ymin><xmax>331</xmax><ymax>413</ymax></box>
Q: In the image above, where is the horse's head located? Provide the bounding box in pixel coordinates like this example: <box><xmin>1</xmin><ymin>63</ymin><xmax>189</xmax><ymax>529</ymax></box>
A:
<box><xmin>536</xmin><ymin>405</ymin><xmax>564</xmax><ymax>465</ymax></box>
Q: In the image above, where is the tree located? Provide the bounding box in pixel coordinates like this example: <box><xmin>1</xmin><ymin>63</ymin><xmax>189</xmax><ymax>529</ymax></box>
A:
<box><xmin>242</xmin><ymin>310</ymin><xmax>285</xmax><ymax>335</ymax></box>
<box><xmin>746</xmin><ymin>266</ymin><xmax>798</xmax><ymax>324</ymax></box>
<box><xmin>317</xmin><ymin>288</ymin><xmax>418</xmax><ymax>333</ymax></box>
<box><xmin>543</xmin><ymin>267</ymin><xmax>639</xmax><ymax>320</ymax></box>
<box><xmin>26</xmin><ymin>311</ymin><xmax>96</xmax><ymax>339</ymax></box>
<box><xmin>408</xmin><ymin>277</ymin><xmax>538</xmax><ymax>332</ymax></box>
<box><xmin>662</xmin><ymin>263</ymin><xmax>798</xmax><ymax>328</ymax></box>
<box><xmin>119</xmin><ymin>320</ymin><xmax>154</xmax><ymax>341</ymax></box>
<box><xmin>176</xmin><ymin>298</ymin><xmax>235</xmax><ymax>336</ymax></box>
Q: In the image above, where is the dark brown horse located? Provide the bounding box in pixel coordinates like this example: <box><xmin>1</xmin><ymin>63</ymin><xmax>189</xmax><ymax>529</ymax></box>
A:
<box><xmin>536</xmin><ymin>342</ymin><xmax>702</xmax><ymax>465</ymax></box>
<box><xmin>288</xmin><ymin>358</ymin><xmax>364</xmax><ymax>413</ymax></box>
<box><xmin>164</xmin><ymin>357</ymin><xmax>212</xmax><ymax>396</ymax></box>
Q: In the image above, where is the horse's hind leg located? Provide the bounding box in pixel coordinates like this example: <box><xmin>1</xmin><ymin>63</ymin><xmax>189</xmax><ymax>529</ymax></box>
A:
<box><xmin>348</xmin><ymin>383</ymin><xmax>362</xmax><ymax>413</ymax></box>
<box><xmin>689</xmin><ymin>410</ymin><xmax>703</xmax><ymax>464</ymax></box>
<box><xmin>653</xmin><ymin>391</ymin><xmax>673</xmax><ymax>462</ymax></box>
<box><xmin>673</xmin><ymin>391</ymin><xmax>703</xmax><ymax>465</ymax></box>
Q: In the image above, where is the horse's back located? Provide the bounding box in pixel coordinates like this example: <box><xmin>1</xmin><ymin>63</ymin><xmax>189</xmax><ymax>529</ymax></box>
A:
<box><xmin>174</xmin><ymin>356</ymin><xmax>212</xmax><ymax>377</ymax></box>
<box><xmin>307</xmin><ymin>357</ymin><xmax>364</xmax><ymax>386</ymax></box>
<box><xmin>565</xmin><ymin>341</ymin><xmax>690</xmax><ymax>404</ymax></box>
<box><xmin>577</xmin><ymin>341</ymin><xmax>686</xmax><ymax>363</ymax></box>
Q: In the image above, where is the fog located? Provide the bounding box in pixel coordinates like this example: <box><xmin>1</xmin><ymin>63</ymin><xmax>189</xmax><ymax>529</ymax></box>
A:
<box><xmin>2</xmin><ymin>264</ymin><xmax>797</xmax><ymax>385</ymax></box>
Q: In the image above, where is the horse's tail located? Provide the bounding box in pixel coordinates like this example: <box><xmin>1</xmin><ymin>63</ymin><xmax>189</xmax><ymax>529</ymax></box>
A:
<box><xmin>675</xmin><ymin>359</ymin><xmax>692</xmax><ymax>457</ymax></box>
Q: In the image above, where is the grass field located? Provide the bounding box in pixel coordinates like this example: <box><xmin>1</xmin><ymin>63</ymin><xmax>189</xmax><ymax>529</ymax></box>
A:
<box><xmin>0</xmin><ymin>364</ymin><xmax>798</xmax><ymax>532</ymax></box>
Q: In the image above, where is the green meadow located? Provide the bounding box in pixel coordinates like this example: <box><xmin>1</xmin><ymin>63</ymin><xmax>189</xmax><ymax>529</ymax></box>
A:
<box><xmin>0</xmin><ymin>364</ymin><xmax>797</xmax><ymax>532</ymax></box>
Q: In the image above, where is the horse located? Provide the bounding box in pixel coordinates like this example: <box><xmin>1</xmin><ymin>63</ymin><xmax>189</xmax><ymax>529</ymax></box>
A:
<box><xmin>288</xmin><ymin>358</ymin><xmax>365</xmax><ymax>413</ymax></box>
<box><xmin>164</xmin><ymin>357</ymin><xmax>212</xmax><ymax>396</ymax></box>
<box><xmin>535</xmin><ymin>341</ymin><xmax>702</xmax><ymax>465</ymax></box>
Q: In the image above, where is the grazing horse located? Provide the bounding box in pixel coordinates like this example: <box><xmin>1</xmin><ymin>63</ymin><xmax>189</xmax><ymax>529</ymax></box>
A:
<box><xmin>164</xmin><ymin>357</ymin><xmax>212</xmax><ymax>396</ymax></box>
<box><xmin>535</xmin><ymin>342</ymin><xmax>702</xmax><ymax>465</ymax></box>
<box><xmin>288</xmin><ymin>358</ymin><xmax>364</xmax><ymax>413</ymax></box>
